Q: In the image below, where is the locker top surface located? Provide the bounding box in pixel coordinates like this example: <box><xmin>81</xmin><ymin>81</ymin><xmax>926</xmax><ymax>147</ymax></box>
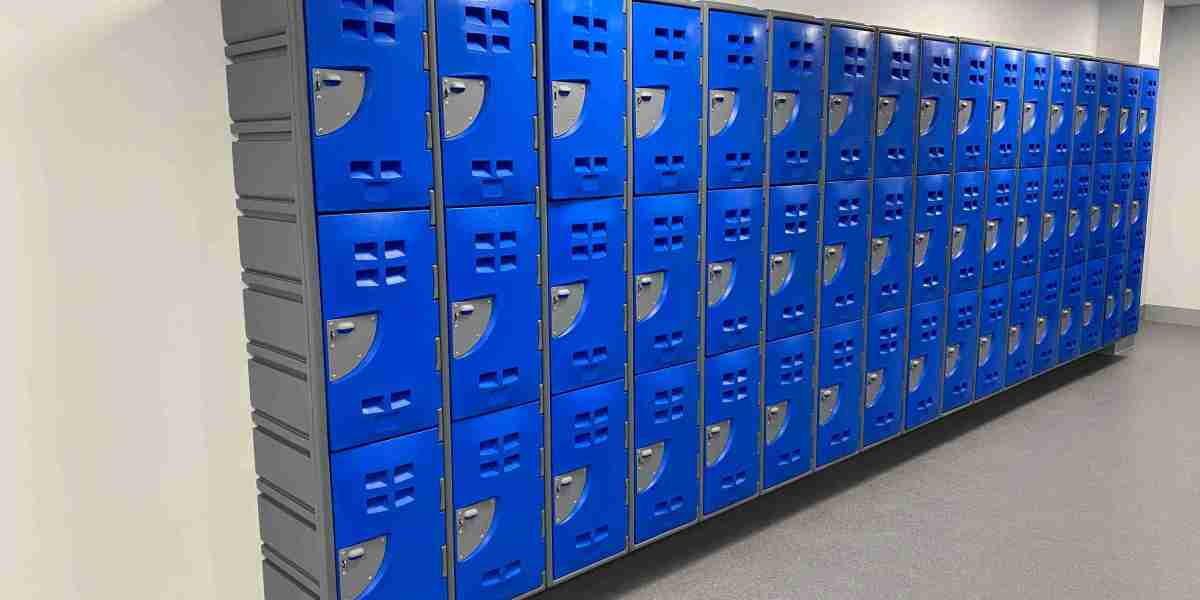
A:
<box><xmin>823</xmin><ymin>19</ymin><xmax>875</xmax><ymax>30</ymax></box>
<box><xmin>876</xmin><ymin>25</ymin><xmax>920</xmax><ymax>36</ymax></box>
<box><xmin>919</xmin><ymin>33</ymin><xmax>957</xmax><ymax>43</ymax></box>
<box><xmin>703</xmin><ymin>1</ymin><xmax>767</xmax><ymax>16</ymax></box>
<box><xmin>635</xmin><ymin>0</ymin><xmax>699</xmax><ymax>8</ymax></box>
<box><xmin>767</xmin><ymin>9</ymin><xmax>820</xmax><ymax>23</ymax></box>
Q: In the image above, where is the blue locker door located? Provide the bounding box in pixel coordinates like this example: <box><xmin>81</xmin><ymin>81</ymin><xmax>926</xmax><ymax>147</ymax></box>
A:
<box><xmin>703</xmin><ymin>345</ymin><xmax>760</xmax><ymax>514</ymax></box>
<box><xmin>550</xmin><ymin>379</ymin><xmax>628</xmax><ymax>579</ymax></box>
<box><xmin>906</xmin><ymin>300</ymin><xmax>945</xmax><ymax>429</ymax></box>
<box><xmin>1006</xmin><ymin>275</ymin><xmax>1037</xmax><ymax>386</ymax></box>
<box><xmin>1080</xmin><ymin>258</ymin><xmax>1107</xmax><ymax>353</ymax></box>
<box><xmin>1048</xmin><ymin>55</ymin><xmax>1075</xmax><ymax>167</ymax></box>
<box><xmin>633</xmin><ymin>193</ymin><xmax>699</xmax><ymax>374</ymax></box>
<box><xmin>822</xmin><ymin>180</ymin><xmax>869</xmax><ymax>326</ymax></box>
<box><xmin>912</xmin><ymin>175</ymin><xmax>950</xmax><ymax>305</ymax></box>
<box><xmin>706</xmin><ymin>187</ymin><xmax>763</xmax><ymax>355</ymax></box>
<box><xmin>1111</xmin><ymin>163</ymin><xmax>1132</xmax><ymax>254</ymax></box>
<box><xmin>330</xmin><ymin>429</ymin><xmax>446</xmax><ymax>600</ymax></box>
<box><xmin>943</xmin><ymin>290</ymin><xmax>979</xmax><ymax>412</ymax></box>
<box><xmin>452</xmin><ymin>403</ymin><xmax>544</xmax><ymax>600</ymax></box>
<box><xmin>826</xmin><ymin>26</ymin><xmax>876</xmax><ymax>182</ymax></box>
<box><xmin>1089</xmin><ymin>163</ymin><xmax>1113</xmax><ymax>259</ymax></box>
<box><xmin>975</xmin><ymin>282</ymin><xmax>1009</xmax><ymax>400</ymax></box>
<box><xmin>767</xmin><ymin>184</ymin><xmax>818</xmax><ymax>339</ymax></box>
<box><xmin>1118</xmin><ymin>65</ymin><xmax>1141</xmax><ymax>163</ymax></box>
<box><xmin>437</xmin><ymin>0</ymin><xmax>538</xmax><ymax>207</ymax></box>
<box><xmin>633</xmin><ymin>362</ymin><xmax>699</xmax><ymax>544</ymax></box>
<box><xmin>917</xmin><ymin>38</ymin><xmax>956</xmax><ymax>175</ymax></box>
<box><xmin>707</xmin><ymin>10</ymin><xmax>767</xmax><ymax>190</ymax></box>
<box><xmin>1130</xmin><ymin>162</ymin><xmax>1151</xmax><ymax>255</ymax></box>
<box><xmin>1102</xmin><ymin>253</ymin><xmax>1126</xmax><ymax>345</ymax></box>
<box><xmin>305</xmin><ymin>1</ymin><xmax>433</xmax><ymax>213</ymax></box>
<box><xmin>817</xmin><ymin>320</ymin><xmax>864</xmax><ymax>466</ymax></box>
<box><xmin>990</xmin><ymin>47</ymin><xmax>1025</xmax><ymax>170</ymax></box>
<box><xmin>1058</xmin><ymin>263</ymin><xmax>1084</xmax><ymax>364</ymax></box>
<box><xmin>1066</xmin><ymin>165</ymin><xmax>1090</xmax><ymax>266</ymax></box>
<box><xmin>951</xmin><ymin>171</ymin><xmax>985</xmax><ymax>293</ymax></box>
<box><xmin>869</xmin><ymin>177</ymin><xmax>913</xmax><ymax>315</ymax></box>
<box><xmin>318</xmin><ymin>211</ymin><xmax>440</xmax><ymax>452</ymax></box>
<box><xmin>1073</xmin><ymin>59</ymin><xmax>1100</xmax><ymax>165</ymax></box>
<box><xmin>874</xmin><ymin>32</ymin><xmax>918</xmax><ymax>179</ymax></box>
<box><xmin>763</xmin><ymin>333</ymin><xmax>815</xmax><ymax>487</ymax></box>
<box><xmin>1096</xmin><ymin>62</ymin><xmax>1122</xmax><ymax>164</ymax></box>
<box><xmin>864</xmin><ymin>309</ymin><xmax>906</xmax><ymax>446</ymax></box>
<box><xmin>956</xmin><ymin>42</ymin><xmax>991</xmax><ymax>172</ymax></box>
<box><xmin>1033</xmin><ymin>268</ymin><xmax>1062</xmax><ymax>375</ymax></box>
<box><xmin>631</xmin><ymin>1</ymin><xmax>702</xmax><ymax>196</ymax></box>
<box><xmin>771</xmin><ymin>18</ymin><xmax>825</xmax><ymax>185</ymax></box>
<box><xmin>1014</xmin><ymin>168</ymin><xmax>1043</xmax><ymax>279</ymax></box>
<box><xmin>544</xmin><ymin>0</ymin><xmax>627</xmax><ymax>201</ymax></box>
<box><xmin>1137</xmin><ymin>68</ymin><xmax>1159</xmax><ymax>162</ymax></box>
<box><xmin>446</xmin><ymin>205</ymin><xmax>542</xmax><ymax>420</ymax></box>
<box><xmin>1123</xmin><ymin>253</ymin><xmax>1144</xmax><ymax>337</ymax></box>
<box><xmin>984</xmin><ymin>169</ymin><xmax>1016</xmax><ymax>286</ymax></box>
<box><xmin>549</xmin><ymin>197</ymin><xmax>628</xmax><ymax>394</ymax></box>
<box><xmin>1021</xmin><ymin>52</ymin><xmax>1051</xmax><ymax>168</ymax></box>
<box><xmin>1041</xmin><ymin>166</ymin><xmax>1069</xmax><ymax>271</ymax></box>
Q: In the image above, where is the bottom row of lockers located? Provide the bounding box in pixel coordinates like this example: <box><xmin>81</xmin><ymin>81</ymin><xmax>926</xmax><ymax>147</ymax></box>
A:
<box><xmin>330</xmin><ymin>253</ymin><xmax>1144</xmax><ymax>600</ymax></box>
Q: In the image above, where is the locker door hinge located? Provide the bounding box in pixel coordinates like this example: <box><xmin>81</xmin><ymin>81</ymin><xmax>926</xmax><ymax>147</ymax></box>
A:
<box><xmin>425</xmin><ymin>112</ymin><xmax>433</xmax><ymax>150</ymax></box>
<box><xmin>436</xmin><ymin>408</ymin><xmax>444</xmax><ymax>441</ymax></box>
<box><xmin>422</xmin><ymin>31</ymin><xmax>431</xmax><ymax>71</ymax></box>
<box><xmin>623</xmin><ymin>303</ymin><xmax>629</xmax><ymax>332</ymax></box>
<box><xmin>622</xmin><ymin>49</ymin><xmax>628</xmax><ymax>82</ymax></box>
<box><xmin>441</xmin><ymin>545</ymin><xmax>449</xmax><ymax>577</ymax></box>
<box><xmin>429</xmin><ymin>192</ymin><xmax>438</xmax><ymax>224</ymax></box>
<box><xmin>439</xmin><ymin>477</ymin><xmax>446</xmax><ymax>511</ymax></box>
<box><xmin>432</xmin><ymin>265</ymin><xmax>439</xmax><ymax>300</ymax></box>
<box><xmin>434</xmin><ymin>337</ymin><xmax>442</xmax><ymax>371</ymax></box>
<box><xmin>537</xmin><ymin>319</ymin><xmax>544</xmax><ymax>350</ymax></box>
<box><xmin>536</xmin><ymin>254</ymin><xmax>543</xmax><ymax>283</ymax></box>
<box><xmin>625</xmin><ymin>478</ymin><xmax>630</xmax><ymax>505</ymax></box>
<box><xmin>538</xmin><ymin>385</ymin><xmax>545</xmax><ymax>411</ymax></box>
<box><xmin>539</xmin><ymin>447</ymin><xmax>544</xmax><ymax>477</ymax></box>
<box><xmin>541</xmin><ymin>509</ymin><xmax>546</xmax><ymax>539</ymax></box>
<box><xmin>624</xmin><ymin>115</ymin><xmax>629</xmax><ymax>148</ymax></box>
<box><xmin>533</xmin><ymin>115</ymin><xmax>540</xmax><ymax>150</ymax></box>
<box><xmin>535</xmin><ymin>187</ymin><xmax>542</xmax><ymax>218</ymax></box>
<box><xmin>530</xmin><ymin>43</ymin><xmax>537</xmax><ymax>78</ymax></box>
<box><xmin>623</xmin><ymin>242</ymin><xmax>628</xmax><ymax>272</ymax></box>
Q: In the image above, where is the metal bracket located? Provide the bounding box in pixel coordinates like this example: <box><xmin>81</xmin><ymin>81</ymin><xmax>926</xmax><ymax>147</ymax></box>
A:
<box><xmin>828</xmin><ymin>94</ymin><xmax>850</xmax><ymax>135</ymax></box>
<box><xmin>635</xmin><ymin>87</ymin><xmax>666</xmax><ymax>139</ymax></box>
<box><xmin>1008</xmin><ymin>325</ymin><xmax>1022</xmax><ymax>355</ymax></box>
<box><xmin>635</xmin><ymin>271</ymin><xmax>666</xmax><ymax>322</ymax></box>
<box><xmin>772</xmin><ymin>92</ymin><xmax>798</xmax><ymax>136</ymax></box>
<box><xmin>551</xmin><ymin>81</ymin><xmax>588</xmax><ymax>138</ymax></box>
<box><xmin>864</xmin><ymin>370</ymin><xmax>884</xmax><ymax>408</ymax></box>
<box><xmin>768</xmin><ymin>252</ymin><xmax>793</xmax><ymax>295</ymax></box>
<box><xmin>1096</xmin><ymin>105</ymin><xmax>1110</xmax><ymax>135</ymax></box>
<box><xmin>635</xmin><ymin>442</ymin><xmax>665</xmax><ymax>493</ymax></box>
<box><xmin>876</xmin><ymin>96</ymin><xmax>896</xmax><ymax>136</ymax></box>
<box><xmin>978</xmin><ymin>335</ymin><xmax>992</xmax><ymax>368</ymax></box>
<box><xmin>550</xmin><ymin>283</ymin><xmax>585</xmax><ymax>338</ymax></box>
<box><xmin>908</xmin><ymin>357</ymin><xmax>925</xmax><ymax>392</ymax></box>
<box><xmin>456</xmin><ymin>498</ymin><xmax>497</xmax><ymax>561</ymax></box>
<box><xmin>818</xmin><ymin>386</ymin><xmax>839</xmax><ymax>426</ymax></box>
<box><xmin>919</xmin><ymin>98</ymin><xmax>938</xmax><ymax>136</ymax></box>
<box><xmin>327</xmin><ymin>314</ymin><xmax>378</xmax><ymax>381</ymax></box>
<box><xmin>312</xmin><ymin>69</ymin><xmax>365</xmax><ymax>136</ymax></box>
<box><xmin>765</xmin><ymin>401</ymin><xmax>788</xmax><ymax>445</ymax></box>
<box><xmin>705</xmin><ymin>421</ymin><xmax>732</xmax><ymax>467</ymax></box>
<box><xmin>870</xmin><ymin>236</ymin><xmax>890</xmax><ymax>276</ymax></box>
<box><xmin>1022</xmin><ymin>101</ymin><xmax>1037</xmax><ymax>134</ymax></box>
<box><xmin>1015</xmin><ymin>215</ymin><xmax>1030</xmax><ymax>247</ymax></box>
<box><xmin>1073</xmin><ymin>105</ymin><xmax>1088</xmax><ymax>136</ymax></box>
<box><xmin>1068</xmin><ymin>208</ymin><xmax>1081</xmax><ymax>237</ymax></box>
<box><xmin>442</xmin><ymin>76</ymin><xmax>486</xmax><ymax>138</ymax></box>
<box><xmin>951</xmin><ymin>225</ymin><xmax>967</xmax><ymax>259</ymax></box>
<box><xmin>553</xmin><ymin>468</ymin><xmax>588</xmax><ymax>524</ymax></box>
<box><xmin>985</xmin><ymin>219</ymin><xmax>1000</xmax><ymax>253</ymax></box>
<box><xmin>710</xmin><ymin>89</ymin><xmax>737</xmax><ymax>136</ymax></box>
<box><xmin>822</xmin><ymin>244</ymin><xmax>845</xmax><ymax>286</ymax></box>
<box><xmin>452</xmin><ymin>297</ymin><xmax>494</xmax><ymax>358</ymax></box>
<box><xmin>945</xmin><ymin>344</ymin><xmax>961</xmax><ymax>378</ymax></box>
<box><xmin>957</xmin><ymin>99</ymin><xmax>974</xmax><ymax>136</ymax></box>
<box><xmin>707</xmin><ymin>260</ymin><xmax>734</xmax><ymax>306</ymax></box>
<box><xmin>1049</xmin><ymin>103</ymin><xmax>1065</xmax><ymax>134</ymax></box>
<box><xmin>913</xmin><ymin>232</ymin><xmax>930</xmax><ymax>268</ymax></box>
<box><xmin>337</xmin><ymin>536</ymin><xmax>387</xmax><ymax>600</ymax></box>
<box><xmin>992</xmin><ymin>99</ymin><xmax>1007</xmax><ymax>134</ymax></box>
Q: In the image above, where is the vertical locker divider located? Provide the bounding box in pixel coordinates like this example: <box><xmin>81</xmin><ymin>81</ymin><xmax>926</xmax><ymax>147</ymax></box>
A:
<box><xmin>811</xmin><ymin>18</ymin><xmax>831</xmax><ymax>467</ymax></box>
<box><xmin>533</xmin><ymin>0</ymin><xmax>552</xmax><ymax>590</ymax></box>
<box><xmin>972</xmin><ymin>39</ymin><xmax>995</xmax><ymax>407</ymax></box>
<box><xmin>760</xmin><ymin>11</ymin><xmax>773</xmax><ymax>493</ymax></box>
<box><xmin>897</xmin><ymin>28</ymin><xmax>921</xmax><ymax>433</ymax></box>
<box><xmin>697</xmin><ymin>1</ymin><xmax>709</xmax><ymax>520</ymax></box>
<box><xmin>624</xmin><ymin>0</ymin><xmax>636</xmax><ymax>560</ymax></box>
<box><xmin>937</xmin><ymin>34</ymin><xmax>960</xmax><ymax>418</ymax></box>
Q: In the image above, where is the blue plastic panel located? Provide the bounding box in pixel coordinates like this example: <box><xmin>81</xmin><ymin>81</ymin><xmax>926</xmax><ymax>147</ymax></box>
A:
<box><xmin>951</xmin><ymin>171</ymin><xmax>985</xmax><ymax>293</ymax></box>
<box><xmin>703</xmin><ymin>345</ymin><xmax>760</xmax><ymax>514</ymax></box>
<box><xmin>869</xmin><ymin>177</ymin><xmax>913</xmax><ymax>315</ymax></box>
<box><xmin>1040</xmin><ymin>166</ymin><xmax>1069</xmax><ymax>272</ymax></box>
<box><xmin>943</xmin><ymin>290</ymin><xmax>979</xmax><ymax>412</ymax></box>
<box><xmin>438</xmin><ymin>0</ymin><xmax>538</xmax><ymax>207</ymax></box>
<box><xmin>767</xmin><ymin>184</ymin><xmax>818</xmax><ymax>339</ymax></box>
<box><xmin>451</xmin><ymin>402</ymin><xmax>544</xmax><ymax>600</ymax></box>
<box><xmin>874</xmin><ymin>32</ymin><xmax>918</xmax><ymax>179</ymax></box>
<box><xmin>822</xmin><ymin>180</ymin><xmax>869</xmax><ymax>326</ymax></box>
<box><xmin>1033</xmin><ymin>268</ymin><xmax>1062</xmax><ymax>375</ymax></box>
<box><xmin>633</xmin><ymin>193</ymin><xmax>699</xmax><ymax>374</ymax></box>
<box><xmin>446</xmin><ymin>205</ymin><xmax>542</xmax><ymax>420</ymax></box>
<box><xmin>549</xmin><ymin>197</ymin><xmax>628</xmax><ymax>394</ymax></box>
<box><xmin>864</xmin><ymin>309</ymin><xmax>906</xmax><ymax>446</ymax></box>
<box><xmin>305</xmin><ymin>1</ymin><xmax>433</xmax><ymax>213</ymax></box>
<box><xmin>1048</xmin><ymin>55</ymin><xmax>1075</xmax><ymax>167</ymax></box>
<box><xmin>1089</xmin><ymin>163</ymin><xmax>1113</xmax><ymax>259</ymax></box>
<box><xmin>816</xmin><ymin>320</ymin><xmax>863</xmax><ymax>466</ymax></box>
<box><xmin>633</xmin><ymin>362</ymin><xmax>699</xmax><ymax>544</ymax></box>
<box><xmin>906</xmin><ymin>299</ymin><xmax>945</xmax><ymax>429</ymax></box>
<box><xmin>763</xmin><ymin>333</ymin><xmax>815</xmax><ymax>487</ymax></box>
<box><xmin>1058</xmin><ymin>263</ymin><xmax>1084</xmax><ymax>364</ymax></box>
<box><xmin>1137</xmin><ymin>68</ymin><xmax>1159</xmax><ymax>162</ymax></box>
<box><xmin>1096</xmin><ymin>62</ymin><xmax>1122</xmax><ymax>164</ymax></box>
<box><xmin>706</xmin><ymin>187</ymin><xmax>763</xmax><ymax>355</ymax></box>
<box><xmin>990</xmin><ymin>47</ymin><xmax>1024</xmax><ymax>169</ymax></box>
<box><xmin>1014</xmin><ymin>168</ymin><xmax>1043</xmax><ymax>279</ymax></box>
<box><xmin>550</xmin><ymin>379</ymin><xmax>628</xmax><ymax>579</ymax></box>
<box><xmin>1066</xmin><ymin>165</ymin><xmax>1090</xmax><ymax>266</ymax></box>
<box><xmin>1074</xmin><ymin>59</ymin><xmax>1100</xmax><ymax>164</ymax></box>
<box><xmin>1130</xmin><ymin>162</ymin><xmax>1151</xmax><ymax>255</ymax></box>
<box><xmin>771</xmin><ymin>18</ymin><xmax>825</xmax><ymax>185</ymax></box>
<box><xmin>631</xmin><ymin>1</ymin><xmax>702</xmax><ymax>196</ymax></box>
<box><xmin>330</xmin><ymin>429</ymin><xmax>447</xmax><ymax>600</ymax></box>
<box><xmin>911</xmin><ymin>174</ymin><xmax>950</xmax><ymax>305</ymax></box>
<box><xmin>1111</xmin><ymin>163</ymin><xmax>1132</xmax><ymax>254</ymax></box>
<box><xmin>826</xmin><ymin>26</ymin><xmax>876</xmax><ymax>182</ymax></box>
<box><xmin>1021</xmin><ymin>51</ymin><xmax>1051</xmax><ymax>168</ymax></box>
<box><xmin>917</xmin><ymin>38</ymin><xmax>956</xmax><ymax>175</ymax></box>
<box><xmin>1006</xmin><ymin>275</ymin><xmax>1037</xmax><ymax>386</ymax></box>
<box><xmin>544</xmin><ymin>0</ymin><xmax>627</xmax><ymax>201</ymax></box>
<box><xmin>975</xmin><ymin>282</ymin><xmax>1009</xmax><ymax>400</ymax></box>
<box><xmin>1118</xmin><ymin>65</ymin><xmax>1141</xmax><ymax>162</ymax></box>
<box><xmin>707</xmin><ymin>9</ymin><xmax>767</xmax><ymax>190</ymax></box>
<box><xmin>956</xmin><ymin>42</ymin><xmax>991</xmax><ymax>172</ymax></box>
<box><xmin>318</xmin><ymin>211</ymin><xmax>440</xmax><ymax>452</ymax></box>
<box><xmin>1081</xmin><ymin>258</ymin><xmax>1106</xmax><ymax>353</ymax></box>
<box><xmin>1103</xmin><ymin>252</ymin><xmax>1126</xmax><ymax>345</ymax></box>
<box><xmin>1123</xmin><ymin>252</ymin><xmax>1144</xmax><ymax>337</ymax></box>
<box><xmin>984</xmin><ymin>169</ymin><xmax>1016</xmax><ymax>286</ymax></box>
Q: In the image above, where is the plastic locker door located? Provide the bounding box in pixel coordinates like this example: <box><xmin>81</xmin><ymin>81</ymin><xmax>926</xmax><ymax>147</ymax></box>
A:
<box><xmin>1123</xmin><ymin>253</ymin><xmax>1144</xmax><ymax>337</ymax></box>
<box><xmin>816</xmin><ymin>320</ymin><xmax>864</xmax><ymax>466</ymax></box>
<box><xmin>304</xmin><ymin>1</ymin><xmax>432</xmax><ymax>213</ymax></box>
<box><xmin>917</xmin><ymin>37</ymin><xmax>955</xmax><ymax>175</ymax></box>
<box><xmin>451</xmin><ymin>402</ymin><xmax>544</xmax><ymax>600</ymax></box>
<box><xmin>975</xmin><ymin>282</ymin><xmax>1009</xmax><ymax>400</ymax></box>
<box><xmin>767</xmin><ymin>184</ymin><xmax>818</xmax><ymax>339</ymax></box>
<box><xmin>1073</xmin><ymin>59</ymin><xmax>1100</xmax><ymax>165</ymax></box>
<box><xmin>1111</xmin><ymin>163</ymin><xmax>1132</xmax><ymax>254</ymax></box>
<box><xmin>906</xmin><ymin>299</ymin><xmax>945</xmax><ymax>429</ymax></box>
<box><xmin>984</xmin><ymin>169</ymin><xmax>1016</xmax><ymax>286</ymax></box>
<box><xmin>1058</xmin><ymin>263</ymin><xmax>1084</xmax><ymax>364</ymax></box>
<box><xmin>1014</xmin><ymin>168</ymin><xmax>1043</xmax><ymax>279</ymax></box>
<box><xmin>990</xmin><ymin>47</ymin><xmax>1024</xmax><ymax>170</ymax></box>
<box><xmin>1080</xmin><ymin>258</ymin><xmax>1106</xmax><ymax>353</ymax></box>
<box><xmin>1089</xmin><ymin>163</ymin><xmax>1113</xmax><ymax>259</ymax></box>
<box><xmin>821</xmin><ymin>180</ymin><xmax>869</xmax><ymax>327</ymax></box>
<box><xmin>446</xmin><ymin>205</ymin><xmax>542</xmax><ymax>421</ymax></box>
<box><xmin>1047</xmin><ymin>55</ymin><xmax>1075</xmax><ymax>167</ymax></box>
<box><xmin>631</xmin><ymin>1</ymin><xmax>702</xmax><ymax>196</ymax></box>
<box><xmin>943</xmin><ymin>290</ymin><xmax>978</xmax><ymax>412</ymax></box>
<box><xmin>763</xmin><ymin>333</ymin><xmax>815</xmax><ymax>487</ymax></box>
<box><xmin>318</xmin><ymin>211</ymin><xmax>441</xmax><ymax>452</ymax></box>
<box><xmin>864</xmin><ymin>309</ymin><xmax>906</xmax><ymax>446</ymax></box>
<box><xmin>706</xmin><ymin>9</ymin><xmax>767</xmax><ymax>191</ymax></box>
<box><xmin>1033</xmin><ymin>268</ymin><xmax>1062</xmax><ymax>375</ymax></box>
<box><xmin>956</xmin><ymin>42</ymin><xmax>991</xmax><ymax>172</ymax></box>
<box><xmin>1117</xmin><ymin>65</ymin><xmax>1141</xmax><ymax>163</ymax></box>
<box><xmin>550</xmin><ymin>379</ymin><xmax>628</xmax><ymax>579</ymax></box>
<box><xmin>544</xmin><ymin>0</ymin><xmax>627</xmax><ymax>201</ymax></box>
<box><xmin>770</xmin><ymin>18</ymin><xmax>825</xmax><ymax>185</ymax></box>
<box><xmin>706</xmin><ymin>187</ymin><xmax>763</xmax><ymax>355</ymax></box>
<box><xmin>1137</xmin><ymin>68</ymin><xmax>1159</xmax><ymax>162</ymax></box>
<box><xmin>869</xmin><ymin>177</ymin><xmax>913</xmax><ymax>315</ymax></box>
<box><xmin>911</xmin><ymin>174</ymin><xmax>950</xmax><ymax>305</ymax></box>
<box><xmin>1066</xmin><ymin>165</ymin><xmax>1090</xmax><ymax>266</ymax></box>
<box><xmin>1102</xmin><ymin>252</ymin><xmax>1126</xmax><ymax>345</ymax></box>
<box><xmin>1021</xmin><ymin>51</ymin><xmax>1051</xmax><ymax>168</ymax></box>
<box><xmin>826</xmin><ymin>26</ymin><xmax>876</xmax><ymax>182</ymax></box>
<box><xmin>1006</xmin><ymin>275</ymin><xmax>1037</xmax><ymax>386</ymax></box>
<box><xmin>874</xmin><ymin>32</ymin><xmax>918</xmax><ymax>179</ymax></box>
<box><xmin>951</xmin><ymin>171</ymin><xmax>985</xmax><ymax>294</ymax></box>
<box><xmin>1130</xmin><ymin>162</ymin><xmax>1151</xmax><ymax>255</ymax></box>
<box><xmin>633</xmin><ymin>193</ymin><xmax>699</xmax><ymax>374</ymax></box>
<box><xmin>633</xmin><ymin>362</ymin><xmax>699</xmax><ymax>544</ymax></box>
<box><xmin>1041</xmin><ymin>166</ymin><xmax>1069</xmax><ymax>272</ymax></box>
<box><xmin>437</xmin><ymin>0</ymin><xmax>538</xmax><ymax>207</ymax></box>
<box><xmin>703</xmin><ymin>345</ymin><xmax>760</xmax><ymax>514</ymax></box>
<box><xmin>549</xmin><ymin>197</ymin><xmax>628</xmax><ymax>394</ymax></box>
<box><xmin>1096</xmin><ymin>62</ymin><xmax>1122</xmax><ymax>164</ymax></box>
<box><xmin>330</xmin><ymin>429</ymin><xmax>446</xmax><ymax>600</ymax></box>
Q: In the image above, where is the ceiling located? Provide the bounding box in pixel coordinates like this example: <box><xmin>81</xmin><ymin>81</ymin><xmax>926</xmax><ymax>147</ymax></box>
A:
<box><xmin>1166</xmin><ymin>0</ymin><xmax>1200</xmax><ymax>7</ymax></box>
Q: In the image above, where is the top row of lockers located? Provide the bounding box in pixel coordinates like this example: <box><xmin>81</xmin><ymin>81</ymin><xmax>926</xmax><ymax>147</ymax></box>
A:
<box><xmin>303</xmin><ymin>1</ymin><xmax>1160</xmax><ymax>213</ymax></box>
